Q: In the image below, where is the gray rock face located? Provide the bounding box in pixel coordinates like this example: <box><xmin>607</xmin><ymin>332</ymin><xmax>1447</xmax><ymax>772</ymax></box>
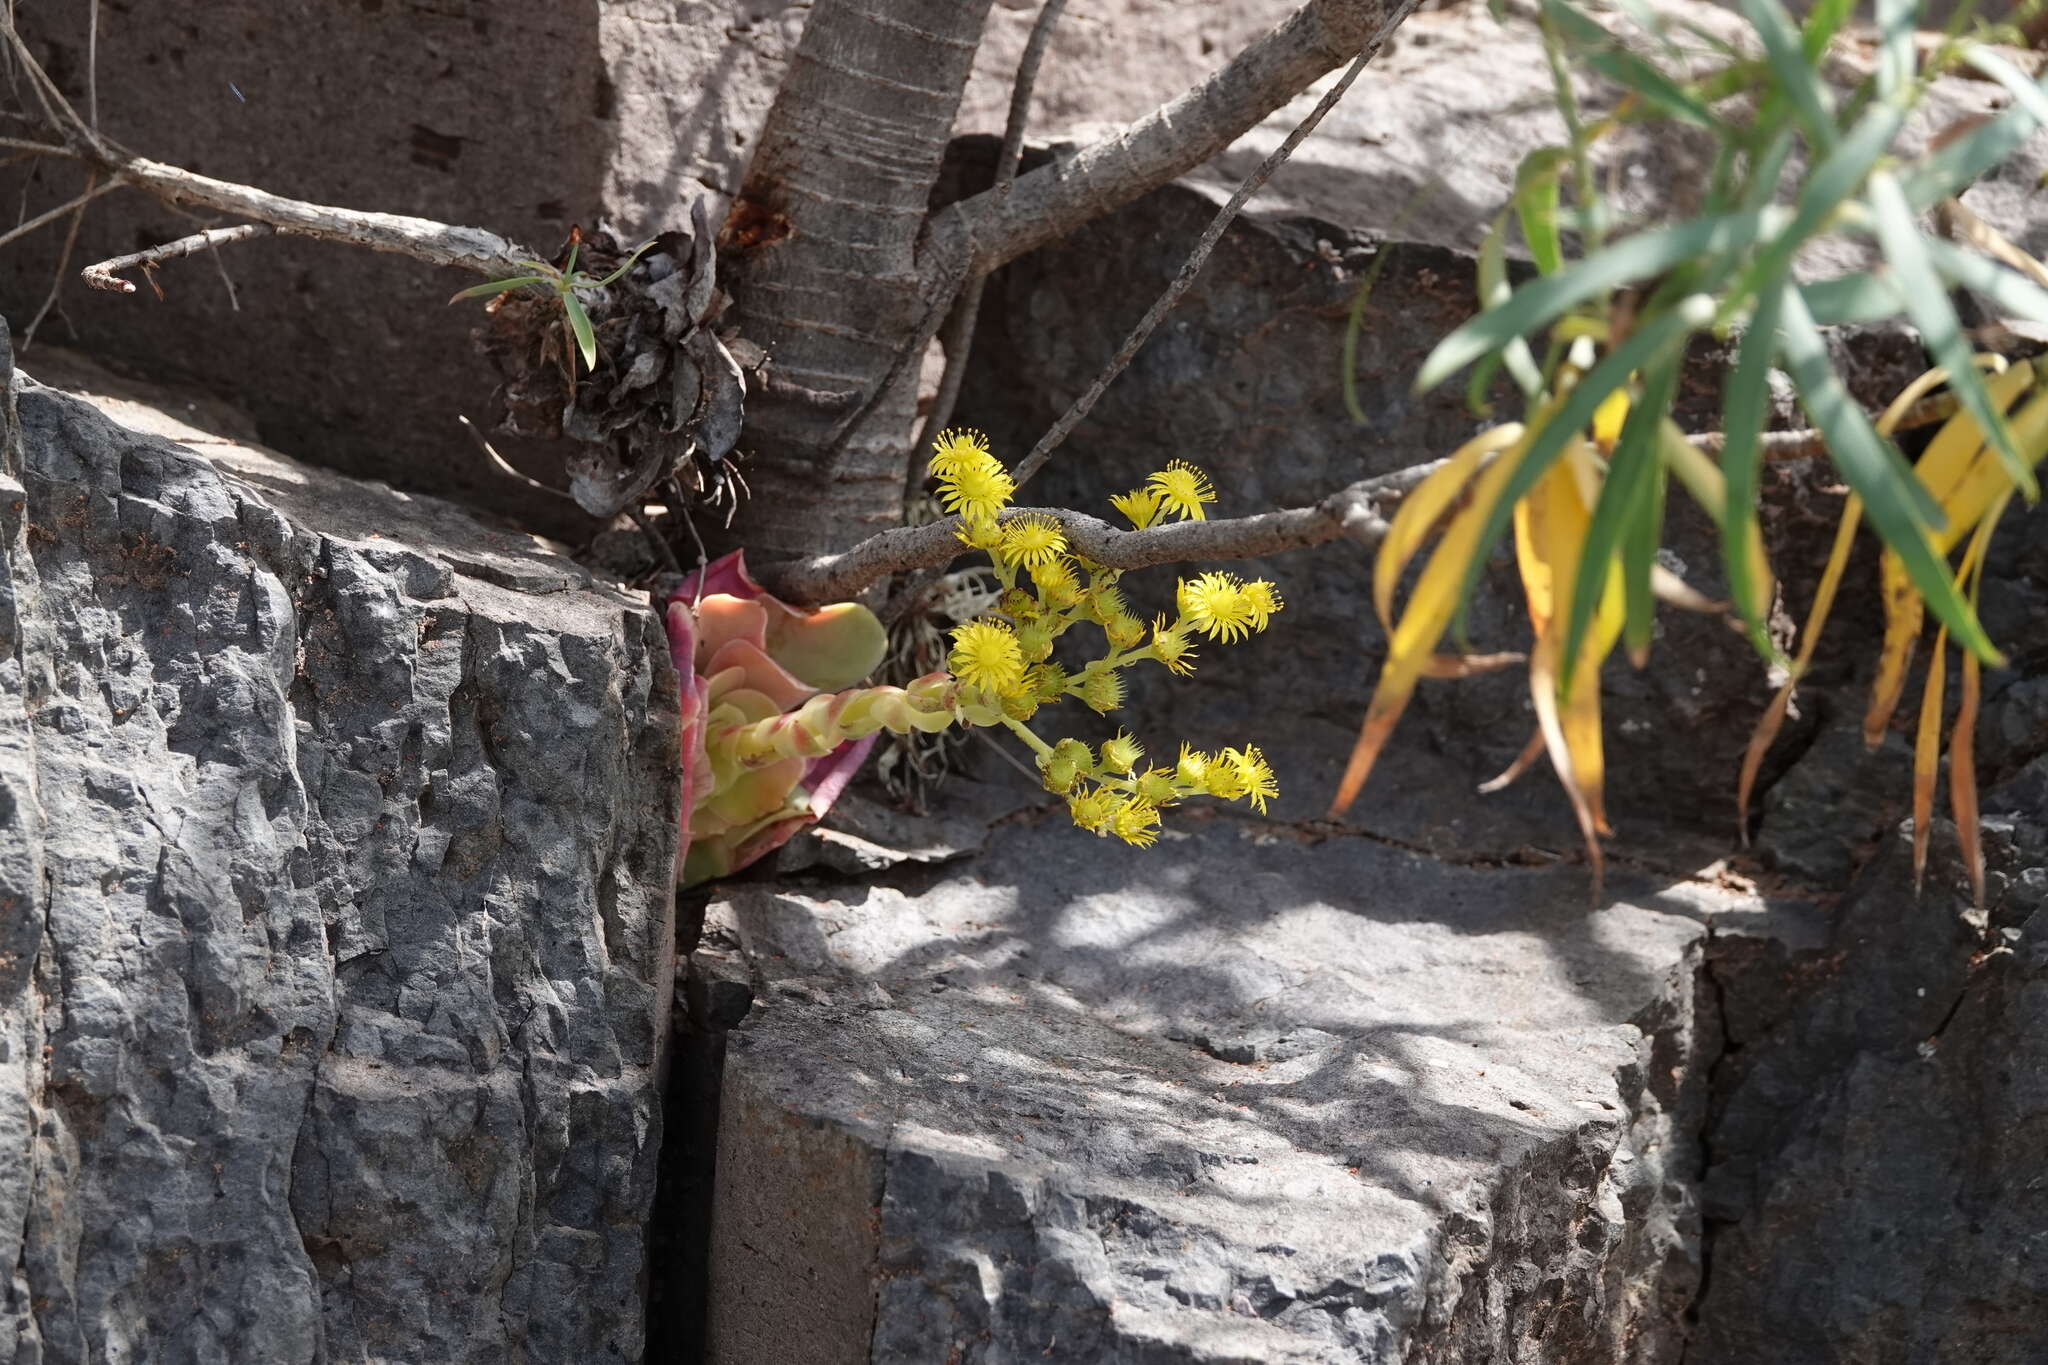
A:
<box><xmin>0</xmin><ymin>0</ymin><xmax>803</xmax><ymax>539</ymax></box>
<box><xmin>703</xmin><ymin>786</ymin><xmax>1735</xmax><ymax>1363</ymax></box>
<box><xmin>0</xmin><ymin>340</ymin><xmax>681</xmax><ymax>1363</ymax></box>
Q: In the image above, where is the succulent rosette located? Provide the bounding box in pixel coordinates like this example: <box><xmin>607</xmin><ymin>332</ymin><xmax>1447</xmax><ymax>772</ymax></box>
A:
<box><xmin>666</xmin><ymin>551</ymin><xmax>889</xmax><ymax>886</ymax></box>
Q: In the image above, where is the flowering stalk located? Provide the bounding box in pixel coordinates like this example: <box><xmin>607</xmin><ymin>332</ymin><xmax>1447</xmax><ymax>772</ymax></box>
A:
<box><xmin>666</xmin><ymin>433</ymin><xmax>1287</xmax><ymax>884</ymax></box>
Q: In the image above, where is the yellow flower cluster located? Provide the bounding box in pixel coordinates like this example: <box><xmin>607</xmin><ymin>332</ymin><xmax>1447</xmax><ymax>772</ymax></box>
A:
<box><xmin>926</xmin><ymin>429</ymin><xmax>1284</xmax><ymax>845</ymax></box>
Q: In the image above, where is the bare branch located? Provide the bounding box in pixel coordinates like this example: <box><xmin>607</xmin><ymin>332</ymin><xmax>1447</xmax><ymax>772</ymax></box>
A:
<box><xmin>763</xmin><ymin>458</ymin><xmax>1447</xmax><ymax>605</ymax></box>
<box><xmin>1011</xmin><ymin>31</ymin><xmax>1384</xmax><ymax>491</ymax></box>
<box><xmin>766</xmin><ymin>409</ymin><xmax>1911</xmax><ymax>606</ymax></box>
<box><xmin>21</xmin><ymin>170</ymin><xmax>93</xmax><ymax>346</ymax></box>
<box><xmin>910</xmin><ymin>0</ymin><xmax>1070</xmax><ymax>476</ymax></box>
<box><xmin>0</xmin><ymin>175</ymin><xmax>118</xmax><ymax>251</ymax></box>
<box><xmin>921</xmin><ymin>0</ymin><xmax>1418</xmax><ymax>285</ymax></box>
<box><xmin>0</xmin><ymin>20</ymin><xmax>535</xmax><ymax>285</ymax></box>
<box><xmin>82</xmin><ymin>223</ymin><xmax>273</xmax><ymax>293</ymax></box>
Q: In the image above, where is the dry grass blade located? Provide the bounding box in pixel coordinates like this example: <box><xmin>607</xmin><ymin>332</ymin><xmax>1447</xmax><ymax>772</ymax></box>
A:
<box><xmin>1912</xmin><ymin>626</ymin><xmax>1945</xmax><ymax>888</ymax></box>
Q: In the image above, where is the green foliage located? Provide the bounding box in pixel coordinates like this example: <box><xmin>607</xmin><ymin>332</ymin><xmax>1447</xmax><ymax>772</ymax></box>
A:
<box><xmin>449</xmin><ymin>234</ymin><xmax>656</xmax><ymax>373</ymax></box>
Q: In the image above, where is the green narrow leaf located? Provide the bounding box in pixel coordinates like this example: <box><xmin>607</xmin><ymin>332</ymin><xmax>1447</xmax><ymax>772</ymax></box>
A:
<box><xmin>1924</xmin><ymin>235</ymin><xmax>2048</xmax><ymax>327</ymax></box>
<box><xmin>1341</xmin><ymin>244</ymin><xmax>1400</xmax><ymax>425</ymax></box>
<box><xmin>1622</xmin><ymin>450</ymin><xmax>1667</xmax><ymax>663</ymax></box>
<box><xmin>1961</xmin><ymin>45</ymin><xmax>2048</xmax><ymax>133</ymax></box>
<box><xmin>1873</xmin><ymin>0</ymin><xmax>1916</xmax><ymax>101</ymax></box>
<box><xmin>1454</xmin><ymin>299</ymin><xmax>1715</xmax><ymax>633</ymax></box>
<box><xmin>1902</xmin><ymin>52</ymin><xmax>2048</xmax><ymax>208</ymax></box>
<box><xmin>1867</xmin><ymin>168</ymin><xmax>2035</xmax><ymax>498</ymax></box>
<box><xmin>562</xmin><ymin>290</ymin><xmax>599</xmax><ymax>372</ymax></box>
<box><xmin>1743</xmin><ymin>0</ymin><xmax>1837</xmax><ymax>154</ymax></box>
<box><xmin>448</xmin><ymin>274</ymin><xmax>551</xmax><ymax>303</ymax></box>
<box><xmin>1779</xmin><ymin>287</ymin><xmax>2004</xmax><ymax>664</ymax></box>
<box><xmin>1477</xmin><ymin>212</ymin><xmax>1545</xmax><ymax>398</ymax></box>
<box><xmin>1722</xmin><ymin>102</ymin><xmax>1906</xmax><ymax>328</ymax></box>
<box><xmin>1721</xmin><ymin>277</ymin><xmax>1786</xmax><ymax>657</ymax></box>
<box><xmin>1582</xmin><ymin>49</ymin><xmax>1722</xmax><ymax>129</ymax></box>
<box><xmin>1801</xmin><ymin>271</ymin><xmax>1905</xmax><ymax>324</ymax></box>
<box><xmin>1799</xmin><ymin>0</ymin><xmax>1855</xmax><ymax>60</ymax></box>
<box><xmin>592</xmin><ymin>237</ymin><xmax>661</xmax><ymax>289</ymax></box>
<box><xmin>1418</xmin><ymin>211</ymin><xmax>1769</xmax><ymax>391</ymax></box>
<box><xmin>1562</xmin><ymin>359</ymin><xmax>1679</xmax><ymax>689</ymax></box>
<box><xmin>1514</xmin><ymin>149</ymin><xmax>1569</xmax><ymax>276</ymax></box>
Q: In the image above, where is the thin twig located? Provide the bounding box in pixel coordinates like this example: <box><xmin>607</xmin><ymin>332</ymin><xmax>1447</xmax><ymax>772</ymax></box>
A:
<box><xmin>909</xmin><ymin>0</ymin><xmax>1070</xmax><ymax>482</ymax></box>
<box><xmin>20</xmin><ymin>169</ymin><xmax>93</xmax><ymax>347</ymax></box>
<box><xmin>0</xmin><ymin>136</ymin><xmax>65</xmax><ymax>154</ymax></box>
<box><xmin>769</xmin><ymin>404</ymin><xmax>1938</xmax><ymax>606</ymax></box>
<box><xmin>85</xmin><ymin>0</ymin><xmax>96</xmax><ymax>131</ymax></box>
<box><xmin>766</xmin><ymin>458</ymin><xmax>1446</xmax><ymax>604</ymax></box>
<box><xmin>0</xmin><ymin>175</ymin><xmax>118</xmax><ymax>251</ymax></box>
<box><xmin>456</xmin><ymin>414</ymin><xmax>574</xmax><ymax>499</ymax></box>
<box><xmin>82</xmin><ymin>223</ymin><xmax>273</xmax><ymax>292</ymax></box>
<box><xmin>0</xmin><ymin>21</ymin><xmax>535</xmax><ymax>287</ymax></box>
<box><xmin>1011</xmin><ymin>42</ymin><xmax>1381</xmax><ymax>491</ymax></box>
<box><xmin>208</xmin><ymin>234</ymin><xmax>241</xmax><ymax>311</ymax></box>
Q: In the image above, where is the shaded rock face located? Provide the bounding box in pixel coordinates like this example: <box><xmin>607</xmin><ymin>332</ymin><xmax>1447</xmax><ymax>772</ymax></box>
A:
<box><xmin>0</xmin><ymin>1</ymin><xmax>803</xmax><ymax>540</ymax></box>
<box><xmin>701</xmin><ymin>782</ymin><xmax>1735</xmax><ymax>1363</ymax></box>
<box><xmin>0</xmin><ymin>339</ymin><xmax>681</xmax><ymax>1363</ymax></box>
<box><xmin>1685</xmin><ymin>507</ymin><xmax>2048</xmax><ymax>1365</ymax></box>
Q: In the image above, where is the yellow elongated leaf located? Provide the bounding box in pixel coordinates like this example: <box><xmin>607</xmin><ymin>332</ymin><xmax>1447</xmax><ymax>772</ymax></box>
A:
<box><xmin>1515</xmin><ymin>444</ymin><xmax>1620</xmax><ymax>865</ymax></box>
<box><xmin>1912</xmin><ymin>625</ymin><xmax>1946</xmax><ymax>889</ymax></box>
<box><xmin>1374</xmin><ymin>425</ymin><xmax>1523</xmax><ymax>629</ymax></box>
<box><xmin>1928</xmin><ymin>384</ymin><xmax>2048</xmax><ymax>556</ymax></box>
<box><xmin>1864</xmin><ymin>548</ymin><xmax>1925</xmax><ymax>749</ymax></box>
<box><xmin>1952</xmin><ymin>493</ymin><xmax>2006</xmax><ymax>908</ymax></box>
<box><xmin>1478</xmin><ymin>728</ymin><xmax>1547</xmax><ymax>793</ymax></box>
<box><xmin>1910</xmin><ymin>359</ymin><xmax>2030</xmax><ymax>511</ymax></box>
<box><xmin>1333</xmin><ymin>439</ymin><xmax>1529</xmax><ymax>817</ymax></box>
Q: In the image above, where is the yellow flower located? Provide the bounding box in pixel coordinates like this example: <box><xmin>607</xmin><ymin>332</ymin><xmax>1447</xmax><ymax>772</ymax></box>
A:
<box><xmin>1015</xmin><ymin>620</ymin><xmax>1055</xmax><ymax>663</ymax></box>
<box><xmin>937</xmin><ymin>458</ymin><xmax>1015</xmax><ymax>521</ymax></box>
<box><xmin>950</xmin><ymin>618</ymin><xmax>1025</xmax><ymax>695</ymax></box>
<box><xmin>1068</xmin><ymin>786</ymin><xmax>1121</xmax><ymax>834</ymax></box>
<box><xmin>1177</xmin><ymin>571</ymin><xmax>1259</xmax><ymax>643</ymax></box>
<box><xmin>1077</xmin><ymin>669</ymin><xmax>1124</xmax><ymax>713</ymax></box>
<box><xmin>1134</xmin><ymin>767</ymin><xmax>1179</xmax><ymax>804</ymax></box>
<box><xmin>1028</xmin><ymin>662</ymin><xmax>1071</xmax><ymax>704</ymax></box>
<box><xmin>1039</xmin><ymin>747</ymin><xmax>1082</xmax><ymax>794</ymax></box>
<box><xmin>1033</xmin><ymin>558</ymin><xmax>1081</xmax><ymax>611</ymax></box>
<box><xmin>1223</xmin><ymin>745</ymin><xmax>1278</xmax><ymax>813</ymax></box>
<box><xmin>1174</xmin><ymin>744</ymin><xmax>1210</xmax><ymax>788</ymax></box>
<box><xmin>1147</xmin><ymin>460</ymin><xmax>1216</xmax><ymax>521</ymax></box>
<box><xmin>1086</xmin><ymin>584</ymin><xmax>1131</xmax><ymax>626</ymax></box>
<box><xmin>1241</xmin><ymin>580</ymin><xmax>1283</xmax><ymax>632</ymax></box>
<box><xmin>954</xmin><ymin>511</ymin><xmax>1004</xmax><ymax>550</ymax></box>
<box><xmin>1150</xmin><ymin>617</ymin><xmax>1197</xmax><ymax>676</ymax></box>
<box><xmin>1202</xmin><ymin>756</ymin><xmax>1247</xmax><ymax>800</ymax></box>
<box><xmin>998</xmin><ymin>514</ymin><xmax>1068</xmax><ymax>568</ymax></box>
<box><xmin>1103</xmin><ymin>614</ymin><xmax>1146</xmax><ymax>652</ymax></box>
<box><xmin>928</xmin><ymin>427</ymin><xmax>995</xmax><ymax>478</ymax></box>
<box><xmin>1099</xmin><ymin>730</ymin><xmax>1143</xmax><ymax>774</ymax></box>
<box><xmin>1109</xmin><ymin>487</ymin><xmax>1163</xmax><ymax>529</ymax></box>
<box><xmin>1112</xmin><ymin>800</ymin><xmax>1161</xmax><ymax>848</ymax></box>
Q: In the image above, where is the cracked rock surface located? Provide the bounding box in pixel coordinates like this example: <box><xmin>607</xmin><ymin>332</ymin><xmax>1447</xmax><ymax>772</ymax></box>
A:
<box><xmin>0</xmin><ymin>339</ymin><xmax>681</xmax><ymax>1364</ymax></box>
<box><xmin>702</xmin><ymin>768</ymin><xmax>1740</xmax><ymax>1363</ymax></box>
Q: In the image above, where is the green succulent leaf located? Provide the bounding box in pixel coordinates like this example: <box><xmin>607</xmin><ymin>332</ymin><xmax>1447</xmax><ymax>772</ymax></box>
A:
<box><xmin>1562</xmin><ymin>358</ymin><xmax>1678</xmax><ymax>689</ymax></box>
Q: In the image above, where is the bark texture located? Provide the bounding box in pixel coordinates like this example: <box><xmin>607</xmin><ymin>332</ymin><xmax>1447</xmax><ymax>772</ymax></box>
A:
<box><xmin>721</xmin><ymin>0</ymin><xmax>997</xmax><ymax>562</ymax></box>
<box><xmin>0</xmin><ymin>345</ymin><xmax>682</xmax><ymax>1364</ymax></box>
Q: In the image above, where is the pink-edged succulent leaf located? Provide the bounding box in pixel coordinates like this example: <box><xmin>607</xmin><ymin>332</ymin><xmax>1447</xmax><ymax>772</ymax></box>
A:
<box><xmin>665</xmin><ymin>549</ymin><xmax>889</xmax><ymax>887</ymax></box>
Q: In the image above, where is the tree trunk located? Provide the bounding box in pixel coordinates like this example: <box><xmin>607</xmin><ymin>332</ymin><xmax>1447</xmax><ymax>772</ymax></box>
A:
<box><xmin>722</xmin><ymin>0</ymin><xmax>996</xmax><ymax>565</ymax></box>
